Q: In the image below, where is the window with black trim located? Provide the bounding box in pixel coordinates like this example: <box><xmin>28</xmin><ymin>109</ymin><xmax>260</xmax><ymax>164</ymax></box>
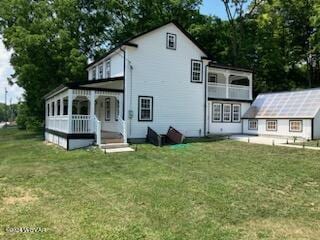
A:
<box><xmin>208</xmin><ymin>72</ymin><xmax>217</xmax><ymax>84</ymax></box>
<box><xmin>57</xmin><ymin>100</ymin><xmax>61</xmax><ymax>116</ymax></box>
<box><xmin>92</xmin><ymin>67</ymin><xmax>96</xmax><ymax>80</ymax></box>
<box><xmin>248</xmin><ymin>119</ymin><xmax>258</xmax><ymax>130</ymax></box>
<box><xmin>47</xmin><ymin>104</ymin><xmax>50</xmax><ymax>116</ymax></box>
<box><xmin>105</xmin><ymin>60</ymin><xmax>111</xmax><ymax>78</ymax></box>
<box><xmin>223</xmin><ymin>104</ymin><xmax>232</xmax><ymax>122</ymax></box>
<box><xmin>105</xmin><ymin>98</ymin><xmax>111</xmax><ymax>121</ymax></box>
<box><xmin>191</xmin><ymin>60</ymin><xmax>202</xmax><ymax>83</ymax></box>
<box><xmin>98</xmin><ymin>64</ymin><xmax>103</xmax><ymax>79</ymax></box>
<box><xmin>138</xmin><ymin>96</ymin><xmax>153</xmax><ymax>121</ymax></box>
<box><xmin>166</xmin><ymin>33</ymin><xmax>176</xmax><ymax>50</ymax></box>
<box><xmin>266</xmin><ymin>120</ymin><xmax>277</xmax><ymax>131</ymax></box>
<box><xmin>212</xmin><ymin>103</ymin><xmax>222</xmax><ymax>122</ymax></box>
<box><xmin>290</xmin><ymin>120</ymin><xmax>302</xmax><ymax>132</ymax></box>
<box><xmin>115</xmin><ymin>99</ymin><xmax>119</xmax><ymax>121</ymax></box>
<box><xmin>51</xmin><ymin>102</ymin><xmax>55</xmax><ymax>116</ymax></box>
<box><xmin>232</xmin><ymin>105</ymin><xmax>241</xmax><ymax>122</ymax></box>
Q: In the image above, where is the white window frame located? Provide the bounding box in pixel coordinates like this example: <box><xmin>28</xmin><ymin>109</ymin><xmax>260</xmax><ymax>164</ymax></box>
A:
<box><xmin>232</xmin><ymin>104</ymin><xmax>241</xmax><ymax>122</ymax></box>
<box><xmin>223</xmin><ymin>104</ymin><xmax>232</xmax><ymax>122</ymax></box>
<box><xmin>138</xmin><ymin>96</ymin><xmax>153</xmax><ymax>121</ymax></box>
<box><xmin>166</xmin><ymin>33</ymin><xmax>176</xmax><ymax>50</ymax></box>
<box><xmin>92</xmin><ymin>67</ymin><xmax>96</xmax><ymax>80</ymax></box>
<box><xmin>248</xmin><ymin>119</ymin><xmax>258</xmax><ymax>130</ymax></box>
<box><xmin>105</xmin><ymin>98</ymin><xmax>111</xmax><ymax>121</ymax></box>
<box><xmin>289</xmin><ymin>120</ymin><xmax>302</xmax><ymax>132</ymax></box>
<box><xmin>212</xmin><ymin>103</ymin><xmax>222</xmax><ymax>122</ymax></box>
<box><xmin>191</xmin><ymin>60</ymin><xmax>202</xmax><ymax>83</ymax></box>
<box><xmin>266</xmin><ymin>120</ymin><xmax>277</xmax><ymax>131</ymax></box>
<box><xmin>208</xmin><ymin>72</ymin><xmax>217</xmax><ymax>84</ymax></box>
<box><xmin>98</xmin><ymin>64</ymin><xmax>103</xmax><ymax>79</ymax></box>
<box><xmin>105</xmin><ymin>60</ymin><xmax>111</xmax><ymax>78</ymax></box>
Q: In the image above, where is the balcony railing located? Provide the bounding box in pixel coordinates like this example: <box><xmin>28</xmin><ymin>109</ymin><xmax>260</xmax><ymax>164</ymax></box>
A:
<box><xmin>208</xmin><ymin>83</ymin><xmax>251</xmax><ymax>100</ymax></box>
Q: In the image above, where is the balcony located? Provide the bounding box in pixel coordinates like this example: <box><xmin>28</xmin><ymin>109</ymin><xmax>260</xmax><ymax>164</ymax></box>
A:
<box><xmin>208</xmin><ymin>83</ymin><xmax>252</xmax><ymax>100</ymax></box>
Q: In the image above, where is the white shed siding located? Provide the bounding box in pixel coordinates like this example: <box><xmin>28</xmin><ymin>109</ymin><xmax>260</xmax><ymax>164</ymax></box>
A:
<box><xmin>125</xmin><ymin>23</ymin><xmax>207</xmax><ymax>138</ymax></box>
<box><xmin>208</xmin><ymin>101</ymin><xmax>250</xmax><ymax>134</ymax></box>
<box><xmin>88</xmin><ymin>51</ymin><xmax>124</xmax><ymax>80</ymax></box>
<box><xmin>313</xmin><ymin>111</ymin><xmax>320</xmax><ymax>139</ymax></box>
<box><xmin>243</xmin><ymin>119</ymin><xmax>312</xmax><ymax>139</ymax></box>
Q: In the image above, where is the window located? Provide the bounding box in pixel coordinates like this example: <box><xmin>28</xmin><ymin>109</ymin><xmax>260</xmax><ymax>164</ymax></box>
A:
<box><xmin>248</xmin><ymin>120</ymin><xmax>258</xmax><ymax>130</ymax></box>
<box><xmin>232</xmin><ymin>105</ymin><xmax>241</xmax><ymax>122</ymax></box>
<box><xmin>47</xmin><ymin>104</ymin><xmax>50</xmax><ymax>116</ymax></box>
<box><xmin>290</xmin><ymin>120</ymin><xmax>302</xmax><ymax>132</ymax></box>
<box><xmin>51</xmin><ymin>102</ymin><xmax>55</xmax><ymax>116</ymax></box>
<box><xmin>57</xmin><ymin>100</ymin><xmax>61</xmax><ymax>116</ymax></box>
<box><xmin>212</xmin><ymin>103</ymin><xmax>222</xmax><ymax>122</ymax></box>
<box><xmin>92</xmin><ymin>67</ymin><xmax>96</xmax><ymax>80</ymax></box>
<box><xmin>105</xmin><ymin>60</ymin><xmax>111</xmax><ymax>78</ymax></box>
<box><xmin>191</xmin><ymin>60</ymin><xmax>202</xmax><ymax>83</ymax></box>
<box><xmin>63</xmin><ymin>99</ymin><xmax>68</xmax><ymax>115</ymax></box>
<box><xmin>208</xmin><ymin>72</ymin><xmax>217</xmax><ymax>84</ymax></box>
<box><xmin>105</xmin><ymin>98</ymin><xmax>111</xmax><ymax>121</ymax></box>
<box><xmin>98</xmin><ymin>64</ymin><xmax>103</xmax><ymax>79</ymax></box>
<box><xmin>138</xmin><ymin>96</ymin><xmax>153</xmax><ymax>121</ymax></box>
<box><xmin>166</xmin><ymin>33</ymin><xmax>176</xmax><ymax>50</ymax></box>
<box><xmin>223</xmin><ymin>104</ymin><xmax>232</xmax><ymax>122</ymax></box>
<box><xmin>266</xmin><ymin>120</ymin><xmax>277</xmax><ymax>131</ymax></box>
<box><xmin>115</xmin><ymin>99</ymin><xmax>119</xmax><ymax>121</ymax></box>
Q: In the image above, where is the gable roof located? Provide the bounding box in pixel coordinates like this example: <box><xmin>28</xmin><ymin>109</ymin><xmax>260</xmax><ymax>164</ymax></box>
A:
<box><xmin>243</xmin><ymin>88</ymin><xmax>320</xmax><ymax>119</ymax></box>
<box><xmin>86</xmin><ymin>21</ymin><xmax>212</xmax><ymax>69</ymax></box>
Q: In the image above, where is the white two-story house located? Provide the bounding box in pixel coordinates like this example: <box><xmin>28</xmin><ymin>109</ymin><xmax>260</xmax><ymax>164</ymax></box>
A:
<box><xmin>44</xmin><ymin>21</ymin><xmax>253</xmax><ymax>150</ymax></box>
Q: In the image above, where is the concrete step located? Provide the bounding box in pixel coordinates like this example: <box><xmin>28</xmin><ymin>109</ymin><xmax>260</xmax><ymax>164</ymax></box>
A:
<box><xmin>100</xmin><ymin>143</ymin><xmax>129</xmax><ymax>149</ymax></box>
<box><xmin>101</xmin><ymin>138</ymin><xmax>124</xmax><ymax>144</ymax></box>
<box><xmin>104</xmin><ymin>147</ymin><xmax>135</xmax><ymax>153</ymax></box>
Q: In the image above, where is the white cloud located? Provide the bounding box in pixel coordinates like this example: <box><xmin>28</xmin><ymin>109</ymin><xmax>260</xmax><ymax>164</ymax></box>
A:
<box><xmin>0</xmin><ymin>38</ymin><xmax>24</xmax><ymax>104</ymax></box>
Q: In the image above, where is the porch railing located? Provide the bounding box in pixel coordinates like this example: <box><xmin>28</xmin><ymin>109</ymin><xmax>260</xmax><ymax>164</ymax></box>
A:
<box><xmin>47</xmin><ymin>116</ymin><xmax>69</xmax><ymax>133</ymax></box>
<box><xmin>117</xmin><ymin>117</ymin><xmax>127</xmax><ymax>144</ymax></box>
<box><xmin>71</xmin><ymin>115</ymin><xmax>92</xmax><ymax>133</ymax></box>
<box><xmin>208</xmin><ymin>83</ymin><xmax>251</xmax><ymax>100</ymax></box>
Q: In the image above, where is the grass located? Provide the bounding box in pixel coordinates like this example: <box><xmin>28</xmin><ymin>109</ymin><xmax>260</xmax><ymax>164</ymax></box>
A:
<box><xmin>289</xmin><ymin>139</ymin><xmax>320</xmax><ymax>148</ymax></box>
<box><xmin>0</xmin><ymin>128</ymin><xmax>320</xmax><ymax>240</ymax></box>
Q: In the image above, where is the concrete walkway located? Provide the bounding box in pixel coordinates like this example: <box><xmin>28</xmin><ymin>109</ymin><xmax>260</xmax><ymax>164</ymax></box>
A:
<box><xmin>230</xmin><ymin>135</ymin><xmax>320</xmax><ymax>151</ymax></box>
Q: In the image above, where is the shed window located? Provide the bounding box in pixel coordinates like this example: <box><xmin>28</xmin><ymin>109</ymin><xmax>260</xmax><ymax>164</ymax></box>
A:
<box><xmin>232</xmin><ymin>105</ymin><xmax>241</xmax><ymax>122</ymax></box>
<box><xmin>105</xmin><ymin>60</ymin><xmax>111</xmax><ymax>78</ymax></box>
<box><xmin>105</xmin><ymin>98</ymin><xmax>111</xmax><ymax>121</ymax></box>
<box><xmin>212</xmin><ymin>103</ymin><xmax>222</xmax><ymax>122</ymax></box>
<box><xmin>248</xmin><ymin>120</ymin><xmax>258</xmax><ymax>130</ymax></box>
<box><xmin>266</xmin><ymin>120</ymin><xmax>277</xmax><ymax>131</ymax></box>
<box><xmin>290</xmin><ymin>120</ymin><xmax>302</xmax><ymax>132</ymax></box>
<box><xmin>139</xmin><ymin>96</ymin><xmax>153</xmax><ymax>121</ymax></box>
<box><xmin>166</xmin><ymin>33</ymin><xmax>176</xmax><ymax>50</ymax></box>
<box><xmin>223</xmin><ymin>104</ymin><xmax>232</xmax><ymax>122</ymax></box>
<box><xmin>98</xmin><ymin>64</ymin><xmax>103</xmax><ymax>79</ymax></box>
<box><xmin>191</xmin><ymin>60</ymin><xmax>202</xmax><ymax>83</ymax></box>
<box><xmin>92</xmin><ymin>67</ymin><xmax>96</xmax><ymax>80</ymax></box>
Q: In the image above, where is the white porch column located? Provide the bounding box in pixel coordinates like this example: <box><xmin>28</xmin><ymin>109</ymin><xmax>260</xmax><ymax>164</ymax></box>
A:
<box><xmin>249</xmin><ymin>74</ymin><xmax>253</xmax><ymax>100</ymax></box>
<box><xmin>67</xmin><ymin>89</ymin><xmax>73</xmax><ymax>133</ymax></box>
<box><xmin>90</xmin><ymin>90</ymin><xmax>95</xmax><ymax>133</ymax></box>
<box><xmin>225</xmin><ymin>72</ymin><xmax>230</xmax><ymax>99</ymax></box>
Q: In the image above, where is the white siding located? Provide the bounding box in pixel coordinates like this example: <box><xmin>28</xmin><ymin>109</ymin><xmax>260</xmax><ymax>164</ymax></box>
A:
<box><xmin>87</xmin><ymin>51</ymin><xmax>124</xmax><ymax>80</ymax></box>
<box><xmin>313</xmin><ymin>111</ymin><xmax>320</xmax><ymax>139</ymax></box>
<box><xmin>45</xmin><ymin>132</ymin><xmax>68</xmax><ymax>149</ymax></box>
<box><xmin>125</xmin><ymin>23</ymin><xmax>207</xmax><ymax>138</ymax></box>
<box><xmin>208</xmin><ymin>101</ymin><xmax>250</xmax><ymax>134</ymax></box>
<box><xmin>243</xmin><ymin>119</ymin><xmax>312</xmax><ymax>139</ymax></box>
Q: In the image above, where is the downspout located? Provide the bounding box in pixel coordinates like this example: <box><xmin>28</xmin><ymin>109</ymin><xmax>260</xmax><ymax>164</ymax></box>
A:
<box><xmin>120</xmin><ymin>47</ymin><xmax>126</xmax><ymax>120</ymax></box>
<box><xmin>204</xmin><ymin>64</ymin><xmax>208</xmax><ymax>136</ymax></box>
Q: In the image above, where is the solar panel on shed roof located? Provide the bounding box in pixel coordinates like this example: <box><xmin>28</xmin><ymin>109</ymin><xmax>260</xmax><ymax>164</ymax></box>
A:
<box><xmin>243</xmin><ymin>89</ymin><xmax>320</xmax><ymax>119</ymax></box>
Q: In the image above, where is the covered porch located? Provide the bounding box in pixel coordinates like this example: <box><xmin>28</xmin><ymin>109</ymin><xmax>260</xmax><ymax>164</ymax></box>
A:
<box><xmin>45</xmin><ymin>86</ymin><xmax>127</xmax><ymax>147</ymax></box>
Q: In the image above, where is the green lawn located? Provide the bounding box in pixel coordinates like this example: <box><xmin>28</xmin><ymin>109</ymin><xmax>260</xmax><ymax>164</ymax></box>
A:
<box><xmin>290</xmin><ymin>140</ymin><xmax>320</xmax><ymax>148</ymax></box>
<box><xmin>0</xmin><ymin>128</ymin><xmax>320</xmax><ymax>240</ymax></box>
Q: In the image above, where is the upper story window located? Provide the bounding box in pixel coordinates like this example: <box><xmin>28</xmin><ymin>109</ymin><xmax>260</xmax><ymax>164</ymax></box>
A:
<box><xmin>208</xmin><ymin>72</ymin><xmax>217</xmax><ymax>84</ymax></box>
<box><xmin>138</xmin><ymin>96</ymin><xmax>153</xmax><ymax>121</ymax></box>
<box><xmin>105</xmin><ymin>60</ymin><xmax>111</xmax><ymax>78</ymax></box>
<box><xmin>191</xmin><ymin>60</ymin><xmax>202</xmax><ymax>83</ymax></box>
<box><xmin>166</xmin><ymin>33</ymin><xmax>177</xmax><ymax>50</ymax></box>
<box><xmin>98</xmin><ymin>64</ymin><xmax>103</xmax><ymax>79</ymax></box>
<box><xmin>92</xmin><ymin>67</ymin><xmax>96</xmax><ymax>80</ymax></box>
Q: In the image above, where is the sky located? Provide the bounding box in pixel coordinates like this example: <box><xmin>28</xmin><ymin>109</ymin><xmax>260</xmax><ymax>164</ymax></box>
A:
<box><xmin>0</xmin><ymin>0</ymin><xmax>246</xmax><ymax>104</ymax></box>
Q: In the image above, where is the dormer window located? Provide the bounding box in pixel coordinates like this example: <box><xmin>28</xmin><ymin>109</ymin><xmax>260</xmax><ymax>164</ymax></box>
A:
<box><xmin>105</xmin><ymin>60</ymin><xmax>111</xmax><ymax>78</ymax></box>
<box><xmin>98</xmin><ymin>64</ymin><xmax>103</xmax><ymax>79</ymax></box>
<box><xmin>166</xmin><ymin>33</ymin><xmax>176</xmax><ymax>50</ymax></box>
<box><xmin>92</xmin><ymin>67</ymin><xmax>96</xmax><ymax>80</ymax></box>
